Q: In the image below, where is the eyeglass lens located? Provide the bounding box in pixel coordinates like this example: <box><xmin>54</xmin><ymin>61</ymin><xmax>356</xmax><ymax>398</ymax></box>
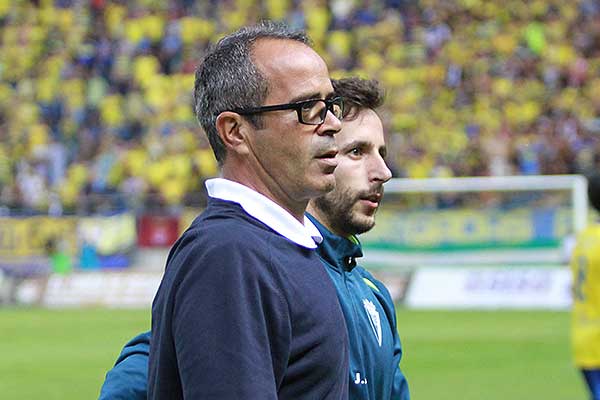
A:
<box><xmin>300</xmin><ymin>99</ymin><xmax>343</xmax><ymax>124</ymax></box>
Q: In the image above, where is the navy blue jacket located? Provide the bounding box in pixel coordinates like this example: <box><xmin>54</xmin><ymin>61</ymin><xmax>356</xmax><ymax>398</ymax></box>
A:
<box><xmin>99</xmin><ymin>210</ymin><xmax>409</xmax><ymax>399</ymax></box>
<box><xmin>148</xmin><ymin>199</ymin><xmax>348</xmax><ymax>399</ymax></box>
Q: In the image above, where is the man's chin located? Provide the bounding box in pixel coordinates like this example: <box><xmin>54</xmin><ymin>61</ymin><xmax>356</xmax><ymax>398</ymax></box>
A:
<box><xmin>347</xmin><ymin>215</ymin><xmax>376</xmax><ymax>236</ymax></box>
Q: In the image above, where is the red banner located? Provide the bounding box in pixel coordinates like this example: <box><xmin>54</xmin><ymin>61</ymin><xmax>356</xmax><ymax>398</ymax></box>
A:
<box><xmin>137</xmin><ymin>215</ymin><xmax>180</xmax><ymax>247</ymax></box>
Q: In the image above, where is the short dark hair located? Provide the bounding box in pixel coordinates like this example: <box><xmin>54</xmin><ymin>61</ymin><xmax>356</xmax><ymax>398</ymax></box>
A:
<box><xmin>193</xmin><ymin>21</ymin><xmax>310</xmax><ymax>165</ymax></box>
<box><xmin>588</xmin><ymin>173</ymin><xmax>600</xmax><ymax>213</ymax></box>
<box><xmin>331</xmin><ymin>77</ymin><xmax>385</xmax><ymax>121</ymax></box>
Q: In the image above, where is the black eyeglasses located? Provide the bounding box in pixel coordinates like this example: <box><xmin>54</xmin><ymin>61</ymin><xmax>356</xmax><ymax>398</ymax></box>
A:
<box><xmin>230</xmin><ymin>96</ymin><xmax>344</xmax><ymax>126</ymax></box>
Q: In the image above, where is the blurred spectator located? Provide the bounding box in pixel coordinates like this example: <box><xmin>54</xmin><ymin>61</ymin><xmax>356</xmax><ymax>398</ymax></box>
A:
<box><xmin>45</xmin><ymin>237</ymin><xmax>72</xmax><ymax>275</ymax></box>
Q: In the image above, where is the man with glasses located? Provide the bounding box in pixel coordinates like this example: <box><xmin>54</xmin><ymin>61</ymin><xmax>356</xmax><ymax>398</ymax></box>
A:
<box><xmin>99</xmin><ymin>77</ymin><xmax>410</xmax><ymax>399</ymax></box>
<box><xmin>147</xmin><ymin>22</ymin><xmax>348</xmax><ymax>399</ymax></box>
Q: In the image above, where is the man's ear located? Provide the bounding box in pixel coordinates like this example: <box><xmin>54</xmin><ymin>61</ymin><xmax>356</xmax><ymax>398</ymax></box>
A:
<box><xmin>215</xmin><ymin>112</ymin><xmax>250</xmax><ymax>156</ymax></box>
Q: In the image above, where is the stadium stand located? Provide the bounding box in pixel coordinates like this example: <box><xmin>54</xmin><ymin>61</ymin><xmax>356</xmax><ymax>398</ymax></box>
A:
<box><xmin>1</xmin><ymin>0</ymin><xmax>600</xmax><ymax>216</ymax></box>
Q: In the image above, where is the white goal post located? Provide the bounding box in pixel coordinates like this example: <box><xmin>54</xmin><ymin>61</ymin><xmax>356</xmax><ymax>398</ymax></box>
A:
<box><xmin>383</xmin><ymin>174</ymin><xmax>589</xmax><ymax>234</ymax></box>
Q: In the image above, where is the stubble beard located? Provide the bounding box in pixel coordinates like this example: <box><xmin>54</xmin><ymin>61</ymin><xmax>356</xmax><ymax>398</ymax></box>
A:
<box><xmin>313</xmin><ymin>186</ymin><xmax>377</xmax><ymax>237</ymax></box>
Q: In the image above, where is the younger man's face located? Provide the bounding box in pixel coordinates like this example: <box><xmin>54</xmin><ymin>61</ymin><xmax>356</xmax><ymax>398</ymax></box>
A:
<box><xmin>311</xmin><ymin>108</ymin><xmax>392</xmax><ymax>237</ymax></box>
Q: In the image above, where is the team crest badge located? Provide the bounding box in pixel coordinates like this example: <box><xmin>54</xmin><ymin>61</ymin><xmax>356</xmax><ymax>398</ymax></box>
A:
<box><xmin>362</xmin><ymin>299</ymin><xmax>382</xmax><ymax>347</ymax></box>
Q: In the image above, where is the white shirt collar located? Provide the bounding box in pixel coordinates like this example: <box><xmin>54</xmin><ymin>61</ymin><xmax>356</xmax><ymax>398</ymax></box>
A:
<box><xmin>205</xmin><ymin>178</ymin><xmax>322</xmax><ymax>249</ymax></box>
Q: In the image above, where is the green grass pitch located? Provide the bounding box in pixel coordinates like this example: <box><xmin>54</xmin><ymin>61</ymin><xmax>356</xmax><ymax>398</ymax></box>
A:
<box><xmin>0</xmin><ymin>307</ymin><xmax>588</xmax><ymax>399</ymax></box>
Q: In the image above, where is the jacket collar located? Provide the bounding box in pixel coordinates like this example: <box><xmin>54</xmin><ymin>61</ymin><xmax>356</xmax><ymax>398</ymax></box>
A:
<box><xmin>306</xmin><ymin>213</ymin><xmax>363</xmax><ymax>271</ymax></box>
<box><xmin>206</xmin><ymin>178</ymin><xmax>322</xmax><ymax>249</ymax></box>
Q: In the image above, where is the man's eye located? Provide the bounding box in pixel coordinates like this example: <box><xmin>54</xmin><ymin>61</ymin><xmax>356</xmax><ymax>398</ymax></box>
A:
<box><xmin>301</xmin><ymin>100</ymin><xmax>319</xmax><ymax>111</ymax></box>
<box><xmin>350</xmin><ymin>148</ymin><xmax>362</xmax><ymax>156</ymax></box>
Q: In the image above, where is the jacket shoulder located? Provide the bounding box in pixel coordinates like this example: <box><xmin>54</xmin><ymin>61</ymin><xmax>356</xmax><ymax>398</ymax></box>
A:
<box><xmin>355</xmin><ymin>267</ymin><xmax>395</xmax><ymax>306</ymax></box>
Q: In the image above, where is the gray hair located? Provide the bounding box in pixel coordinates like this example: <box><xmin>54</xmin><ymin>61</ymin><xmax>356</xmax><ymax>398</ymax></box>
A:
<box><xmin>193</xmin><ymin>21</ymin><xmax>311</xmax><ymax>165</ymax></box>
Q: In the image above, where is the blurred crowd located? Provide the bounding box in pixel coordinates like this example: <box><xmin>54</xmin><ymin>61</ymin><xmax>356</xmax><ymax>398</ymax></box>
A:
<box><xmin>1</xmin><ymin>0</ymin><xmax>600</xmax><ymax>215</ymax></box>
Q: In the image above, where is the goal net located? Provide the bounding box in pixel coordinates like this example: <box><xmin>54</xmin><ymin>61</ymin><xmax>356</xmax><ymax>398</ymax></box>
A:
<box><xmin>360</xmin><ymin>174</ymin><xmax>588</xmax><ymax>269</ymax></box>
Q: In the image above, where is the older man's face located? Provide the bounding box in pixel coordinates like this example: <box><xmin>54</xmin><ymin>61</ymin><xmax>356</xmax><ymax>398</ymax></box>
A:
<box><xmin>244</xmin><ymin>39</ymin><xmax>342</xmax><ymax>208</ymax></box>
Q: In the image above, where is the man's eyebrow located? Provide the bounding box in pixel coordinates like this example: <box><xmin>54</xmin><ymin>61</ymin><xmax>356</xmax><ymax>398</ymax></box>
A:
<box><xmin>342</xmin><ymin>140</ymin><xmax>371</xmax><ymax>151</ymax></box>
<box><xmin>288</xmin><ymin>91</ymin><xmax>335</xmax><ymax>103</ymax></box>
<box><xmin>341</xmin><ymin>141</ymin><xmax>388</xmax><ymax>157</ymax></box>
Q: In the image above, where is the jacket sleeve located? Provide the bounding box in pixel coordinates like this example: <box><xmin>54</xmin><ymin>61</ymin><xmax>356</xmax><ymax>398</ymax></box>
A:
<box><xmin>98</xmin><ymin>331</ymin><xmax>150</xmax><ymax>400</ymax></box>
<box><xmin>390</xmin><ymin>330</ymin><xmax>410</xmax><ymax>400</ymax></box>
<box><xmin>370</xmin><ymin>276</ymin><xmax>410</xmax><ymax>400</ymax></box>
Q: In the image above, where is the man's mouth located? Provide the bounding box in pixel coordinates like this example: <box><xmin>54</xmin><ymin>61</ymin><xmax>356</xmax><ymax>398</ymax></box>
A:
<box><xmin>315</xmin><ymin>149</ymin><xmax>339</xmax><ymax>170</ymax></box>
<box><xmin>316</xmin><ymin>149</ymin><xmax>338</xmax><ymax>160</ymax></box>
<box><xmin>361</xmin><ymin>192</ymin><xmax>382</xmax><ymax>203</ymax></box>
<box><xmin>359</xmin><ymin>191</ymin><xmax>384</xmax><ymax>208</ymax></box>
